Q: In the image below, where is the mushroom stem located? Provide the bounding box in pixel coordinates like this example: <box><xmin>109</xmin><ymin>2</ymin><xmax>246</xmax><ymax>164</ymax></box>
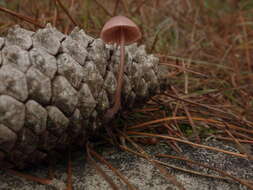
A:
<box><xmin>105</xmin><ymin>28</ymin><xmax>125</xmax><ymax>120</ymax></box>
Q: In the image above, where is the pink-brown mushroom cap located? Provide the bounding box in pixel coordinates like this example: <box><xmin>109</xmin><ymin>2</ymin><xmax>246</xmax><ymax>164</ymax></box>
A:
<box><xmin>101</xmin><ymin>16</ymin><xmax>141</xmax><ymax>45</ymax></box>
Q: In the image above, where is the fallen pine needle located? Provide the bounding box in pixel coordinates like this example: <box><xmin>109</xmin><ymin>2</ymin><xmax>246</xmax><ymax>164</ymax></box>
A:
<box><xmin>4</xmin><ymin>169</ymin><xmax>52</xmax><ymax>185</ymax></box>
<box><xmin>157</xmin><ymin>154</ymin><xmax>253</xmax><ymax>190</ymax></box>
<box><xmin>126</xmin><ymin>131</ymin><xmax>249</xmax><ymax>159</ymax></box>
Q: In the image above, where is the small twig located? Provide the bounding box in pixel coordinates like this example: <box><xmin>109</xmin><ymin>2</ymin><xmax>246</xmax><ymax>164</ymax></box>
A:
<box><xmin>113</xmin><ymin>0</ymin><xmax>120</xmax><ymax>16</ymax></box>
<box><xmin>93</xmin><ymin>0</ymin><xmax>113</xmax><ymax>17</ymax></box>
<box><xmin>149</xmin><ymin>32</ymin><xmax>159</xmax><ymax>53</ymax></box>
<box><xmin>133</xmin><ymin>0</ymin><xmax>151</xmax><ymax>14</ymax></box>
<box><xmin>239</xmin><ymin>12</ymin><xmax>252</xmax><ymax>72</ymax></box>
<box><xmin>64</xmin><ymin>0</ymin><xmax>75</xmax><ymax>34</ymax></box>
<box><xmin>0</xmin><ymin>6</ymin><xmax>44</xmax><ymax>28</ymax></box>
<box><xmin>182</xmin><ymin>61</ymin><xmax>189</xmax><ymax>94</ymax></box>
<box><xmin>52</xmin><ymin>5</ymin><xmax>58</xmax><ymax>27</ymax></box>
<box><xmin>121</xmin><ymin>0</ymin><xmax>130</xmax><ymax>15</ymax></box>
<box><xmin>154</xmin><ymin>0</ymin><xmax>160</xmax><ymax>9</ymax></box>
<box><xmin>54</xmin><ymin>0</ymin><xmax>79</xmax><ymax>27</ymax></box>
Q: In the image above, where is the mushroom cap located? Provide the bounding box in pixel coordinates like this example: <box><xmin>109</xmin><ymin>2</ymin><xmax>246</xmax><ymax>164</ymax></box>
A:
<box><xmin>100</xmin><ymin>16</ymin><xmax>141</xmax><ymax>45</ymax></box>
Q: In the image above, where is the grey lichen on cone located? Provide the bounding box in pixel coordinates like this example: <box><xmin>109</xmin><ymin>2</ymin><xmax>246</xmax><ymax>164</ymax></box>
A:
<box><xmin>0</xmin><ymin>23</ymin><xmax>169</xmax><ymax>169</ymax></box>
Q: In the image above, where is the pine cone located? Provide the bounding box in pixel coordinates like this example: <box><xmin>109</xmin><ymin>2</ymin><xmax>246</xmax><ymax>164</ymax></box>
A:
<box><xmin>0</xmin><ymin>24</ymin><xmax>169</xmax><ymax>169</ymax></box>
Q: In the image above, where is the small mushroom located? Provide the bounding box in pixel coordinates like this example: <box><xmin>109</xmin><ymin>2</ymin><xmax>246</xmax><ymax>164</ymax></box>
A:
<box><xmin>101</xmin><ymin>15</ymin><xmax>141</xmax><ymax>120</ymax></box>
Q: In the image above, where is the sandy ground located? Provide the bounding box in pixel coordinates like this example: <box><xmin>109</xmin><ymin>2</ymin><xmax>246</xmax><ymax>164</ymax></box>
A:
<box><xmin>0</xmin><ymin>139</ymin><xmax>252</xmax><ymax>190</ymax></box>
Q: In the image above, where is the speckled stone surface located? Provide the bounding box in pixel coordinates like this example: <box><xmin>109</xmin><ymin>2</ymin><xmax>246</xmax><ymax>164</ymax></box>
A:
<box><xmin>0</xmin><ymin>139</ymin><xmax>252</xmax><ymax>190</ymax></box>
